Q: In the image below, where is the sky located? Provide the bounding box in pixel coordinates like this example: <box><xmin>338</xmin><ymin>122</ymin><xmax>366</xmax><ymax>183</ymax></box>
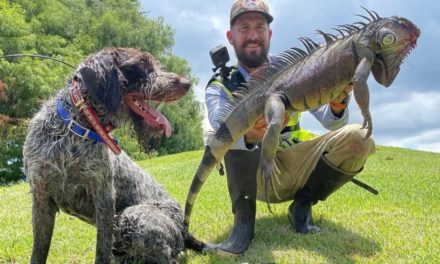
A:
<box><xmin>139</xmin><ymin>0</ymin><xmax>440</xmax><ymax>153</ymax></box>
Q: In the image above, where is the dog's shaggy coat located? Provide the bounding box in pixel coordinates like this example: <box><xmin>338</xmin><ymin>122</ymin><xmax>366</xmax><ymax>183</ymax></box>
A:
<box><xmin>23</xmin><ymin>48</ymin><xmax>203</xmax><ymax>263</ymax></box>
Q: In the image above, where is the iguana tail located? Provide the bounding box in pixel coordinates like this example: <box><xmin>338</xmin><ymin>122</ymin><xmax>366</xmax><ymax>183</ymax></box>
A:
<box><xmin>184</xmin><ymin>146</ymin><xmax>218</xmax><ymax>227</ymax></box>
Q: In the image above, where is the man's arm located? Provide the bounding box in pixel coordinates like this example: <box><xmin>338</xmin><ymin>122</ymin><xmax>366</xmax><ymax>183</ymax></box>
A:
<box><xmin>206</xmin><ymin>82</ymin><xmax>257</xmax><ymax>150</ymax></box>
<box><xmin>205</xmin><ymin>82</ymin><xmax>229</xmax><ymax>130</ymax></box>
<box><xmin>206</xmin><ymin>82</ymin><xmax>289</xmax><ymax>150</ymax></box>
<box><xmin>310</xmin><ymin>85</ymin><xmax>352</xmax><ymax>130</ymax></box>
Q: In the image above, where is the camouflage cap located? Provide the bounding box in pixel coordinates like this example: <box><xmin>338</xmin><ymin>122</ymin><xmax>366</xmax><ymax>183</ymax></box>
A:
<box><xmin>230</xmin><ymin>0</ymin><xmax>273</xmax><ymax>26</ymax></box>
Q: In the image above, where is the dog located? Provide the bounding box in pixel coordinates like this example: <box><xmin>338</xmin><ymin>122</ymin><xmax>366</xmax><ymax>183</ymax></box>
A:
<box><xmin>23</xmin><ymin>48</ymin><xmax>204</xmax><ymax>263</ymax></box>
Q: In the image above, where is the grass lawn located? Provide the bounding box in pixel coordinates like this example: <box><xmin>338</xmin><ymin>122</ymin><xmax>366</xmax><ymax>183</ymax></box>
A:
<box><xmin>1</xmin><ymin>146</ymin><xmax>439</xmax><ymax>263</ymax></box>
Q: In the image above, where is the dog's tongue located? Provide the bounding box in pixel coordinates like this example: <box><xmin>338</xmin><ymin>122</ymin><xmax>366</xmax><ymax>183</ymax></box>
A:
<box><xmin>148</xmin><ymin>105</ymin><xmax>172</xmax><ymax>138</ymax></box>
<box><xmin>141</xmin><ymin>103</ymin><xmax>172</xmax><ymax>138</ymax></box>
<box><xmin>125</xmin><ymin>95</ymin><xmax>172</xmax><ymax>137</ymax></box>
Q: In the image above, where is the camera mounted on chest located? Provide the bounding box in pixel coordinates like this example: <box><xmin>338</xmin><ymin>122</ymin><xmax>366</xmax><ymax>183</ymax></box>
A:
<box><xmin>208</xmin><ymin>44</ymin><xmax>244</xmax><ymax>92</ymax></box>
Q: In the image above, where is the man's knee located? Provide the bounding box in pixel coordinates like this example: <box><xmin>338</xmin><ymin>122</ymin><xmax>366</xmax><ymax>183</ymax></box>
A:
<box><xmin>344</xmin><ymin>124</ymin><xmax>376</xmax><ymax>159</ymax></box>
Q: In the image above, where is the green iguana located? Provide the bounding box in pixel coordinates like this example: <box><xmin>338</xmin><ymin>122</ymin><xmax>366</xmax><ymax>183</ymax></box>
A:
<box><xmin>184</xmin><ymin>8</ymin><xmax>420</xmax><ymax>227</ymax></box>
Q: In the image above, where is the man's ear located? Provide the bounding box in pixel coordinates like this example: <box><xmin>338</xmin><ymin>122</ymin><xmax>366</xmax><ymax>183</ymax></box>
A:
<box><xmin>226</xmin><ymin>30</ymin><xmax>233</xmax><ymax>45</ymax></box>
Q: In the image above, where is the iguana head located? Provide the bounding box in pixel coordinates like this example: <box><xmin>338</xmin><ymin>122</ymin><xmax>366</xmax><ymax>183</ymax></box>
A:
<box><xmin>369</xmin><ymin>16</ymin><xmax>420</xmax><ymax>87</ymax></box>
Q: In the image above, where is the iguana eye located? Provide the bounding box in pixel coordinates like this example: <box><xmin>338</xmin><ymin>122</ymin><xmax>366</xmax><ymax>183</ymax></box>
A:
<box><xmin>382</xmin><ymin>33</ymin><xmax>396</xmax><ymax>45</ymax></box>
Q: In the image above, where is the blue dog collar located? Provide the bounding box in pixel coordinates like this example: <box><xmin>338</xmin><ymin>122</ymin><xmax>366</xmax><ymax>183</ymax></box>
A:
<box><xmin>57</xmin><ymin>99</ymin><xmax>113</xmax><ymax>143</ymax></box>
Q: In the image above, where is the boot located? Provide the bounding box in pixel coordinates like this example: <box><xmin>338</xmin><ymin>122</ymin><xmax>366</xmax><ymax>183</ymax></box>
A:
<box><xmin>289</xmin><ymin>153</ymin><xmax>358</xmax><ymax>233</ymax></box>
<box><xmin>216</xmin><ymin>148</ymin><xmax>260</xmax><ymax>255</ymax></box>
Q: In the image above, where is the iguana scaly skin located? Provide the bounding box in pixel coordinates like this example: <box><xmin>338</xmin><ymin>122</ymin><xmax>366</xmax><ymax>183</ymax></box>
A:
<box><xmin>185</xmin><ymin>9</ymin><xmax>420</xmax><ymax>226</ymax></box>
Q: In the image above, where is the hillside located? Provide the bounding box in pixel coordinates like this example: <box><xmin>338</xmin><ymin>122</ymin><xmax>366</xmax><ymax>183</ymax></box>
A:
<box><xmin>1</xmin><ymin>146</ymin><xmax>439</xmax><ymax>263</ymax></box>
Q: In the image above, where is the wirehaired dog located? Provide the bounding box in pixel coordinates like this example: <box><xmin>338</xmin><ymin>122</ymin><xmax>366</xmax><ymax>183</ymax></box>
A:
<box><xmin>23</xmin><ymin>48</ymin><xmax>204</xmax><ymax>263</ymax></box>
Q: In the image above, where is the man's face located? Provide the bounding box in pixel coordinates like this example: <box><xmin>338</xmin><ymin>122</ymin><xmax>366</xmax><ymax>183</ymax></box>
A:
<box><xmin>227</xmin><ymin>12</ymin><xmax>272</xmax><ymax>69</ymax></box>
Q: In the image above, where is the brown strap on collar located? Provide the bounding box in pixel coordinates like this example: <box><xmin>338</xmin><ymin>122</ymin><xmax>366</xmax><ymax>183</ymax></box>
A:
<box><xmin>69</xmin><ymin>80</ymin><xmax>121</xmax><ymax>155</ymax></box>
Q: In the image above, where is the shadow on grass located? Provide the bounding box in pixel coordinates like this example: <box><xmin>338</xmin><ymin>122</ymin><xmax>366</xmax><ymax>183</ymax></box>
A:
<box><xmin>196</xmin><ymin>213</ymin><xmax>381</xmax><ymax>264</ymax></box>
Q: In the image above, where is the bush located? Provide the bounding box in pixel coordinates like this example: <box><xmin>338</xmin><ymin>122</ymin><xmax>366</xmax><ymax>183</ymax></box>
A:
<box><xmin>0</xmin><ymin>120</ymin><xmax>28</xmax><ymax>184</ymax></box>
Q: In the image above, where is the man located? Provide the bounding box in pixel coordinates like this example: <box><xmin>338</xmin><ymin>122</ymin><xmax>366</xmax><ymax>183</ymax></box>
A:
<box><xmin>205</xmin><ymin>0</ymin><xmax>375</xmax><ymax>255</ymax></box>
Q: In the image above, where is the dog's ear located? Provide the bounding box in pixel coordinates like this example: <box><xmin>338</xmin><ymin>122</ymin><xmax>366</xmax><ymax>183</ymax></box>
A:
<box><xmin>79</xmin><ymin>67</ymin><xmax>122</xmax><ymax>113</ymax></box>
<box><xmin>79</xmin><ymin>67</ymin><xmax>99</xmax><ymax>91</ymax></box>
<box><xmin>100</xmin><ymin>67</ymin><xmax>122</xmax><ymax>113</ymax></box>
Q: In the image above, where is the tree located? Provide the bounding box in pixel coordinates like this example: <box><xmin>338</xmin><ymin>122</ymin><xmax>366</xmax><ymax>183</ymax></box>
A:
<box><xmin>155</xmin><ymin>55</ymin><xmax>204</xmax><ymax>155</ymax></box>
<box><xmin>0</xmin><ymin>0</ymin><xmax>204</xmax><ymax>183</ymax></box>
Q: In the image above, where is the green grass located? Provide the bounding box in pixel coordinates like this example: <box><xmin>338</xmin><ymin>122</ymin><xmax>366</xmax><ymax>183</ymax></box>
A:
<box><xmin>1</xmin><ymin>146</ymin><xmax>439</xmax><ymax>263</ymax></box>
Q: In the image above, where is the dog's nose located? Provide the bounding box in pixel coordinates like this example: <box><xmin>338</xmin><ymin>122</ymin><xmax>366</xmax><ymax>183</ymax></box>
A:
<box><xmin>179</xmin><ymin>78</ymin><xmax>191</xmax><ymax>92</ymax></box>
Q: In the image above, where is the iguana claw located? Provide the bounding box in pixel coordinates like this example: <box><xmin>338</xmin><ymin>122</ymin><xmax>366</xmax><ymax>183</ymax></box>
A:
<box><xmin>262</xmin><ymin>158</ymin><xmax>282</xmax><ymax>213</ymax></box>
<box><xmin>262</xmin><ymin>158</ymin><xmax>275</xmax><ymax>213</ymax></box>
<box><xmin>361</xmin><ymin>110</ymin><xmax>373</xmax><ymax>139</ymax></box>
<box><xmin>264</xmin><ymin>176</ymin><xmax>274</xmax><ymax>214</ymax></box>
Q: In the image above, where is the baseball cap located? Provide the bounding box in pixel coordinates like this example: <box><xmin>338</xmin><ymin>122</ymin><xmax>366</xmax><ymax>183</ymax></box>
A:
<box><xmin>230</xmin><ymin>0</ymin><xmax>273</xmax><ymax>26</ymax></box>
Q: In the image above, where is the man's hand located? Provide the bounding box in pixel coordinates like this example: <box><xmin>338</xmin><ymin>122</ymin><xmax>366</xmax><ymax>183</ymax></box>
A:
<box><xmin>244</xmin><ymin>117</ymin><xmax>267</xmax><ymax>145</ymax></box>
<box><xmin>330</xmin><ymin>84</ymin><xmax>353</xmax><ymax>116</ymax></box>
<box><xmin>244</xmin><ymin>113</ymin><xmax>290</xmax><ymax>145</ymax></box>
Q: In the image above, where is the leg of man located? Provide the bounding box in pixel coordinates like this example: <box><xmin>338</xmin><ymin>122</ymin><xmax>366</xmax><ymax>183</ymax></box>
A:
<box><xmin>289</xmin><ymin>153</ymin><xmax>359</xmax><ymax>233</ymax></box>
<box><xmin>256</xmin><ymin>124</ymin><xmax>376</xmax><ymax>232</ymax></box>
<box><xmin>217</xmin><ymin>147</ymin><xmax>261</xmax><ymax>255</ymax></box>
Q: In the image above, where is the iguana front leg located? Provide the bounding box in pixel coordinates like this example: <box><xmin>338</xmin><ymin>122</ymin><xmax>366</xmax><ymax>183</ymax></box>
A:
<box><xmin>353</xmin><ymin>57</ymin><xmax>373</xmax><ymax>138</ymax></box>
<box><xmin>261</xmin><ymin>93</ymin><xmax>286</xmax><ymax>212</ymax></box>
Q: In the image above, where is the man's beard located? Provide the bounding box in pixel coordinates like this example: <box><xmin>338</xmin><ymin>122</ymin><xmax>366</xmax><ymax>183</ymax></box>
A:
<box><xmin>234</xmin><ymin>41</ymin><xmax>269</xmax><ymax>68</ymax></box>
